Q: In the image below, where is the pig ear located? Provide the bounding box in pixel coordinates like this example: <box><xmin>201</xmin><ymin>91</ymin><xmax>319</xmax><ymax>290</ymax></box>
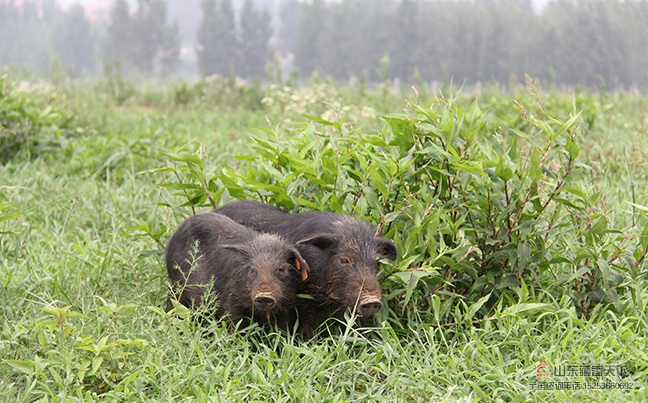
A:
<box><xmin>375</xmin><ymin>238</ymin><xmax>397</xmax><ymax>261</ymax></box>
<box><xmin>220</xmin><ymin>244</ymin><xmax>249</xmax><ymax>256</ymax></box>
<box><xmin>289</xmin><ymin>248</ymin><xmax>310</xmax><ymax>281</ymax></box>
<box><xmin>296</xmin><ymin>233</ymin><xmax>339</xmax><ymax>251</ymax></box>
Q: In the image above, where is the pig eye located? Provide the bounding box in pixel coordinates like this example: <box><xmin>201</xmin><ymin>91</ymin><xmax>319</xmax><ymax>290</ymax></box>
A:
<box><xmin>339</xmin><ymin>256</ymin><xmax>352</xmax><ymax>266</ymax></box>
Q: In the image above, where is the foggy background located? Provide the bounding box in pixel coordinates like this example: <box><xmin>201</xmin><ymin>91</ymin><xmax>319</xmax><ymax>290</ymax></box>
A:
<box><xmin>1</xmin><ymin>0</ymin><xmax>646</xmax><ymax>89</ymax></box>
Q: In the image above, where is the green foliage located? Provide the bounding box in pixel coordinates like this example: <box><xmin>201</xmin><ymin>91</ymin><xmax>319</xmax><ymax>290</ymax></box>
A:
<box><xmin>0</xmin><ymin>74</ymin><xmax>81</xmax><ymax>162</ymax></box>
<box><xmin>1</xmin><ymin>75</ymin><xmax>647</xmax><ymax>401</ymax></box>
<box><xmin>171</xmin><ymin>76</ymin><xmax>265</xmax><ymax>111</ymax></box>
<box><xmin>0</xmin><ymin>189</ymin><xmax>24</xmax><ymax>256</ymax></box>
<box><xmin>158</xmin><ymin>87</ymin><xmax>646</xmax><ymax>326</ymax></box>
<box><xmin>100</xmin><ymin>62</ymin><xmax>136</xmax><ymax>106</ymax></box>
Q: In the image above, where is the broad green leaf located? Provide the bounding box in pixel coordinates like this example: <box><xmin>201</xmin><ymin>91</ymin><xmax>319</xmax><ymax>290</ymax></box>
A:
<box><xmin>5</xmin><ymin>360</ymin><xmax>35</xmax><ymax>375</ymax></box>
<box><xmin>466</xmin><ymin>293</ymin><xmax>491</xmax><ymax>321</ymax></box>
<box><xmin>503</xmin><ymin>303</ymin><xmax>553</xmax><ymax>316</ymax></box>
<box><xmin>494</xmin><ymin>154</ymin><xmax>514</xmax><ymax>181</ymax></box>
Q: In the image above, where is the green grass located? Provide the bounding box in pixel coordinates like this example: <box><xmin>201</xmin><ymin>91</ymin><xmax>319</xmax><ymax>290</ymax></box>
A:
<box><xmin>1</xmin><ymin>73</ymin><xmax>647</xmax><ymax>401</ymax></box>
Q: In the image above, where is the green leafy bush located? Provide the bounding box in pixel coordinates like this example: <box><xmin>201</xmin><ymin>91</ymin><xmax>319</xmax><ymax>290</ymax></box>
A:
<box><xmin>158</xmin><ymin>88</ymin><xmax>646</xmax><ymax>328</ymax></box>
<box><xmin>0</xmin><ymin>74</ymin><xmax>81</xmax><ymax>162</ymax></box>
<box><xmin>2</xmin><ymin>75</ymin><xmax>647</xmax><ymax>401</ymax></box>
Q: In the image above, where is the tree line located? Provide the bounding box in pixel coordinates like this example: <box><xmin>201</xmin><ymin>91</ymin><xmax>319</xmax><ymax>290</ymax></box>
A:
<box><xmin>0</xmin><ymin>0</ymin><xmax>271</xmax><ymax>79</ymax></box>
<box><xmin>0</xmin><ymin>0</ymin><xmax>647</xmax><ymax>89</ymax></box>
<box><xmin>283</xmin><ymin>0</ymin><xmax>648</xmax><ymax>89</ymax></box>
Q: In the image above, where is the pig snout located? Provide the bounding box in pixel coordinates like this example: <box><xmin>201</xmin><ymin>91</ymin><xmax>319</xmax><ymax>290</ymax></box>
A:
<box><xmin>253</xmin><ymin>293</ymin><xmax>277</xmax><ymax>311</ymax></box>
<box><xmin>358</xmin><ymin>297</ymin><xmax>382</xmax><ymax>317</ymax></box>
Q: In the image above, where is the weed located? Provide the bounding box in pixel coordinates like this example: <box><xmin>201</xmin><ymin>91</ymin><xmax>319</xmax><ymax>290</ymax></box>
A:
<box><xmin>1</xmin><ymin>74</ymin><xmax>646</xmax><ymax>401</ymax></box>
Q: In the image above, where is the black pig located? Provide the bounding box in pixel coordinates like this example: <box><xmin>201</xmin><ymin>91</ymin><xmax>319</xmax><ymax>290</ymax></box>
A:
<box><xmin>213</xmin><ymin>200</ymin><xmax>397</xmax><ymax>335</ymax></box>
<box><xmin>165</xmin><ymin>212</ymin><xmax>309</xmax><ymax>330</ymax></box>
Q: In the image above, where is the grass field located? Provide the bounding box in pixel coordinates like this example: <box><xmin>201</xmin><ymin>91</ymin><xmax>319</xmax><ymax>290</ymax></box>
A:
<box><xmin>1</xmin><ymin>73</ymin><xmax>647</xmax><ymax>401</ymax></box>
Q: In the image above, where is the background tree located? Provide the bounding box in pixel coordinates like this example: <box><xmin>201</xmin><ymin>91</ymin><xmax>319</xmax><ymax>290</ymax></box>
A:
<box><xmin>446</xmin><ymin>3</ymin><xmax>481</xmax><ymax>84</ymax></box>
<box><xmin>160</xmin><ymin>21</ymin><xmax>181</xmax><ymax>77</ymax></box>
<box><xmin>615</xmin><ymin>0</ymin><xmax>648</xmax><ymax>88</ymax></box>
<box><xmin>293</xmin><ymin>0</ymin><xmax>326</xmax><ymax>77</ymax></box>
<box><xmin>280</xmin><ymin>0</ymin><xmax>647</xmax><ymax>89</ymax></box>
<box><xmin>314</xmin><ymin>3</ymin><xmax>352</xmax><ymax>80</ymax></box>
<box><xmin>132</xmin><ymin>0</ymin><xmax>165</xmax><ymax>73</ymax></box>
<box><xmin>575</xmin><ymin>1</ymin><xmax>629</xmax><ymax>88</ymax></box>
<box><xmin>52</xmin><ymin>5</ymin><xmax>97</xmax><ymax>76</ymax></box>
<box><xmin>104</xmin><ymin>0</ymin><xmax>179</xmax><ymax>75</ymax></box>
<box><xmin>104</xmin><ymin>0</ymin><xmax>136</xmax><ymax>73</ymax></box>
<box><xmin>0</xmin><ymin>2</ymin><xmax>22</xmax><ymax>67</ymax></box>
<box><xmin>197</xmin><ymin>0</ymin><xmax>219</xmax><ymax>76</ymax></box>
<box><xmin>197</xmin><ymin>0</ymin><xmax>238</xmax><ymax>77</ymax></box>
<box><xmin>347</xmin><ymin>2</ymin><xmax>393</xmax><ymax>82</ymax></box>
<box><xmin>0</xmin><ymin>0</ymin><xmax>646</xmax><ymax>88</ymax></box>
<box><xmin>0</xmin><ymin>1</ymin><xmax>52</xmax><ymax>73</ymax></box>
<box><xmin>278</xmin><ymin>0</ymin><xmax>301</xmax><ymax>57</ymax></box>
<box><xmin>413</xmin><ymin>2</ymin><xmax>452</xmax><ymax>83</ymax></box>
<box><xmin>237</xmin><ymin>0</ymin><xmax>273</xmax><ymax>79</ymax></box>
<box><xmin>391</xmin><ymin>0</ymin><xmax>417</xmax><ymax>80</ymax></box>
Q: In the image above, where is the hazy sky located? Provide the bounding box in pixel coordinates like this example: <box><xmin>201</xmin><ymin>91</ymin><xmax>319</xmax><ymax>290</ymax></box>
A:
<box><xmin>54</xmin><ymin>0</ymin><xmax>114</xmax><ymax>20</ymax></box>
<box><xmin>52</xmin><ymin>0</ymin><xmax>554</xmax><ymax>14</ymax></box>
<box><xmin>44</xmin><ymin>0</ymin><xmax>554</xmax><ymax>46</ymax></box>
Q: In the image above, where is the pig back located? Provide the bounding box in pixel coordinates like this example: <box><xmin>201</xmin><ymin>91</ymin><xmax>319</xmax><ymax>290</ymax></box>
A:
<box><xmin>165</xmin><ymin>213</ymin><xmax>258</xmax><ymax>307</ymax></box>
<box><xmin>214</xmin><ymin>200</ymin><xmax>346</xmax><ymax>242</ymax></box>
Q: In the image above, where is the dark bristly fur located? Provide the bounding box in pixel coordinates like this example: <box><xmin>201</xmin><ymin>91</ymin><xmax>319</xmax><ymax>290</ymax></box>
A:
<box><xmin>165</xmin><ymin>212</ymin><xmax>309</xmax><ymax>331</ymax></box>
<box><xmin>214</xmin><ymin>200</ymin><xmax>398</xmax><ymax>337</ymax></box>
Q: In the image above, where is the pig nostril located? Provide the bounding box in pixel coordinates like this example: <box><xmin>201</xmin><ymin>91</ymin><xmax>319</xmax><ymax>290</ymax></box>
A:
<box><xmin>359</xmin><ymin>299</ymin><xmax>382</xmax><ymax>317</ymax></box>
<box><xmin>254</xmin><ymin>295</ymin><xmax>276</xmax><ymax>310</ymax></box>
